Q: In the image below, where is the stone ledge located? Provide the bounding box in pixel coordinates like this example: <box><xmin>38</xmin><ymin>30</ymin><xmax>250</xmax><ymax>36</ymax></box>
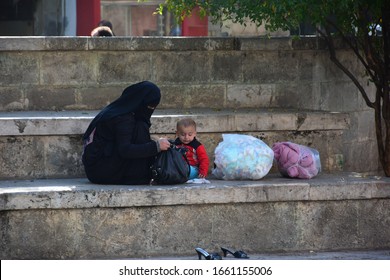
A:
<box><xmin>0</xmin><ymin>36</ymin><xmax>334</xmax><ymax>52</ymax></box>
<box><xmin>2</xmin><ymin>172</ymin><xmax>389</xmax><ymax>259</ymax></box>
<box><xmin>0</xmin><ymin>109</ymin><xmax>349</xmax><ymax>136</ymax></box>
<box><xmin>1</xmin><ymin>173</ymin><xmax>389</xmax><ymax>211</ymax></box>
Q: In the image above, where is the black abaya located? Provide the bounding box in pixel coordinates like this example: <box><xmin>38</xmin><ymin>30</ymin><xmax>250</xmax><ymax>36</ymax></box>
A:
<box><xmin>82</xmin><ymin>81</ymin><xmax>161</xmax><ymax>185</ymax></box>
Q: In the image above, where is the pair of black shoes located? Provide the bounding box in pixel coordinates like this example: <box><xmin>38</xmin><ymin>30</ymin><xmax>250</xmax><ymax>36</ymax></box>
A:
<box><xmin>195</xmin><ymin>247</ymin><xmax>249</xmax><ymax>260</ymax></box>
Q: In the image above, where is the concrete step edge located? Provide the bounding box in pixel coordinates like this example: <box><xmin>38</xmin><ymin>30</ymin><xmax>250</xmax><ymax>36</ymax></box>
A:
<box><xmin>0</xmin><ymin>109</ymin><xmax>350</xmax><ymax>136</ymax></box>
<box><xmin>1</xmin><ymin>173</ymin><xmax>388</xmax><ymax>211</ymax></box>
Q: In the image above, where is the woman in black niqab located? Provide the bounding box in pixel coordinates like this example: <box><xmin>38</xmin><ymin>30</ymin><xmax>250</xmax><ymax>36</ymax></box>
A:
<box><xmin>82</xmin><ymin>81</ymin><xmax>171</xmax><ymax>185</ymax></box>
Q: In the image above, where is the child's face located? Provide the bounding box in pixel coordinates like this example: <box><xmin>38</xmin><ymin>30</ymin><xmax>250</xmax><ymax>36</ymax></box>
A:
<box><xmin>176</xmin><ymin>125</ymin><xmax>197</xmax><ymax>144</ymax></box>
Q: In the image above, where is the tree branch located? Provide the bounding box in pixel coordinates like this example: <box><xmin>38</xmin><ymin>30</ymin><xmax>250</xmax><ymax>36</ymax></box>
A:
<box><xmin>316</xmin><ymin>27</ymin><xmax>375</xmax><ymax>108</ymax></box>
<box><xmin>325</xmin><ymin>18</ymin><xmax>379</xmax><ymax>85</ymax></box>
<box><xmin>374</xmin><ymin>88</ymin><xmax>386</xmax><ymax>169</ymax></box>
<box><xmin>381</xmin><ymin>2</ymin><xmax>390</xmax><ymax>121</ymax></box>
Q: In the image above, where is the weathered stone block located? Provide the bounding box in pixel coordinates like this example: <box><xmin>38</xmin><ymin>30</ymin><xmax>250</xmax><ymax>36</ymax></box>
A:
<box><xmin>242</xmin><ymin>52</ymin><xmax>299</xmax><ymax>83</ymax></box>
<box><xmin>0</xmin><ymin>87</ymin><xmax>26</xmax><ymax>110</ymax></box>
<box><xmin>0</xmin><ymin>136</ymin><xmax>84</xmax><ymax>180</ymax></box>
<box><xmin>239</xmin><ymin>36</ymin><xmax>293</xmax><ymax>51</ymax></box>
<box><xmin>43</xmin><ymin>37</ymin><xmax>88</xmax><ymax>50</ymax></box>
<box><xmin>97</xmin><ymin>52</ymin><xmax>152</xmax><ymax>83</ymax></box>
<box><xmin>320</xmin><ymin>81</ymin><xmax>361</xmax><ymax>112</ymax></box>
<box><xmin>155</xmin><ymin>52</ymin><xmax>211</xmax><ymax>83</ymax></box>
<box><xmin>226</xmin><ymin>84</ymin><xmax>275</xmax><ymax>108</ymax></box>
<box><xmin>297</xmin><ymin>52</ymin><xmax>318</xmax><ymax>81</ymax></box>
<box><xmin>26</xmin><ymin>87</ymin><xmax>76</xmax><ymax>111</ymax></box>
<box><xmin>159</xmin><ymin>85</ymin><xmax>226</xmax><ymax>109</ymax></box>
<box><xmin>0</xmin><ymin>36</ymin><xmax>381</xmax><ymax>174</ymax></box>
<box><xmin>320</xmin><ymin>51</ymin><xmax>355</xmax><ymax>81</ymax></box>
<box><xmin>193</xmin><ymin>86</ymin><xmax>225</xmax><ymax>109</ymax></box>
<box><xmin>78</xmin><ymin>86</ymin><xmax>125</xmax><ymax>110</ymax></box>
<box><xmin>1</xmin><ymin>183</ymin><xmax>389</xmax><ymax>259</ymax></box>
<box><xmin>0</xmin><ymin>53</ymin><xmax>39</xmax><ymax>85</ymax></box>
<box><xmin>274</xmin><ymin>82</ymin><xmax>322</xmax><ymax>110</ymax></box>
<box><xmin>211</xmin><ymin>52</ymin><xmax>243</xmax><ymax>82</ymax></box>
<box><xmin>41</xmin><ymin>52</ymin><xmax>96</xmax><ymax>85</ymax></box>
<box><xmin>343</xmin><ymin>141</ymin><xmax>380</xmax><ymax>173</ymax></box>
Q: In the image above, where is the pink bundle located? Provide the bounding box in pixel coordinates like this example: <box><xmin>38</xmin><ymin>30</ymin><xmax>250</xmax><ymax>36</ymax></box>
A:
<box><xmin>272</xmin><ymin>142</ymin><xmax>321</xmax><ymax>179</ymax></box>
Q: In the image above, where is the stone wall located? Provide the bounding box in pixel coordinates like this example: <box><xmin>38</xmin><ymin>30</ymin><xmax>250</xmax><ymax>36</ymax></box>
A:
<box><xmin>0</xmin><ymin>36</ymin><xmax>380</xmax><ymax>174</ymax></box>
<box><xmin>1</xmin><ymin>175</ymin><xmax>390</xmax><ymax>259</ymax></box>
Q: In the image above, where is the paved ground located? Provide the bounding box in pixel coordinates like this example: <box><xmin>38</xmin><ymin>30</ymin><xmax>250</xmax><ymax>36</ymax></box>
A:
<box><xmin>131</xmin><ymin>249</ymin><xmax>390</xmax><ymax>260</ymax></box>
<box><xmin>239</xmin><ymin>250</ymin><xmax>390</xmax><ymax>260</ymax></box>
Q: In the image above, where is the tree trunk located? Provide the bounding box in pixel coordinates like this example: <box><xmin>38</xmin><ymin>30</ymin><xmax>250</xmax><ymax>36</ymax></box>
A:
<box><xmin>320</xmin><ymin>16</ymin><xmax>390</xmax><ymax>176</ymax></box>
<box><xmin>374</xmin><ymin>74</ymin><xmax>390</xmax><ymax>176</ymax></box>
<box><xmin>382</xmin><ymin>1</ymin><xmax>390</xmax><ymax>176</ymax></box>
<box><xmin>374</xmin><ymin>94</ymin><xmax>389</xmax><ymax>176</ymax></box>
<box><xmin>384</xmin><ymin>125</ymin><xmax>390</xmax><ymax>176</ymax></box>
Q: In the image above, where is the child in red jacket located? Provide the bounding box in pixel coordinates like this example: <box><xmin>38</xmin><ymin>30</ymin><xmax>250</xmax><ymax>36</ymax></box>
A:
<box><xmin>174</xmin><ymin>118</ymin><xmax>209</xmax><ymax>179</ymax></box>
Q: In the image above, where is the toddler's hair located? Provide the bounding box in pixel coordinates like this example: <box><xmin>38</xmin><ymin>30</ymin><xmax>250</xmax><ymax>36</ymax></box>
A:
<box><xmin>177</xmin><ymin>118</ymin><xmax>197</xmax><ymax>130</ymax></box>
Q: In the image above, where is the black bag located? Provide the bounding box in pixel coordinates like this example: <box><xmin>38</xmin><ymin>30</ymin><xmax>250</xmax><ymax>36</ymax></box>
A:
<box><xmin>150</xmin><ymin>146</ymin><xmax>190</xmax><ymax>185</ymax></box>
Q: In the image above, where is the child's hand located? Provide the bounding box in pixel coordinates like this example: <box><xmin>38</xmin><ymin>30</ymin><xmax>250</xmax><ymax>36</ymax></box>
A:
<box><xmin>198</xmin><ymin>174</ymin><xmax>206</xmax><ymax>179</ymax></box>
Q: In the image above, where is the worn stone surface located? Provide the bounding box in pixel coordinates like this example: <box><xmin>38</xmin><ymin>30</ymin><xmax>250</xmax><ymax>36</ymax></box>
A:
<box><xmin>0</xmin><ymin>130</ymin><xmax>343</xmax><ymax>180</ymax></box>
<box><xmin>0</xmin><ymin>109</ymin><xmax>349</xmax><ymax>135</ymax></box>
<box><xmin>1</xmin><ymin>173</ymin><xmax>389</xmax><ymax>259</ymax></box>
<box><xmin>0</xmin><ymin>37</ymin><xmax>386</xmax><ymax>260</ymax></box>
<box><xmin>0</xmin><ymin>37</ymin><xmax>381</xmax><ymax>173</ymax></box>
<box><xmin>4</xmin><ymin>173</ymin><xmax>388</xmax><ymax>210</ymax></box>
<box><xmin>0</xmin><ymin>109</ymin><xmax>347</xmax><ymax>179</ymax></box>
<box><xmin>0</xmin><ymin>37</ymin><xmax>368</xmax><ymax>111</ymax></box>
<box><xmin>0</xmin><ymin>52</ymin><xmax>39</xmax><ymax>86</ymax></box>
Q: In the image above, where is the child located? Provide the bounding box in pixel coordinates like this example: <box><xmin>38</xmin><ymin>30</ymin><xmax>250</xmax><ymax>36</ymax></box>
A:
<box><xmin>174</xmin><ymin>118</ymin><xmax>210</xmax><ymax>179</ymax></box>
<box><xmin>91</xmin><ymin>20</ymin><xmax>115</xmax><ymax>37</ymax></box>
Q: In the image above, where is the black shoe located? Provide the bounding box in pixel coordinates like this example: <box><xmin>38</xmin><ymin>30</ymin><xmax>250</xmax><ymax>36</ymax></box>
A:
<box><xmin>195</xmin><ymin>247</ymin><xmax>222</xmax><ymax>260</ymax></box>
<box><xmin>221</xmin><ymin>247</ymin><xmax>249</xmax><ymax>259</ymax></box>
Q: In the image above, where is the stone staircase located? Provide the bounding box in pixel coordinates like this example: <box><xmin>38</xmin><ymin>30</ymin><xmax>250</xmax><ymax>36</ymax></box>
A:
<box><xmin>1</xmin><ymin>174</ymin><xmax>390</xmax><ymax>259</ymax></box>
<box><xmin>0</xmin><ymin>108</ymin><xmax>348</xmax><ymax>180</ymax></box>
<box><xmin>0</xmin><ymin>36</ymin><xmax>389</xmax><ymax>259</ymax></box>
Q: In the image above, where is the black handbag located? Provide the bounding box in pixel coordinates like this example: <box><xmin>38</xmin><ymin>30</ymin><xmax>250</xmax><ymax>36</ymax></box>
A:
<box><xmin>150</xmin><ymin>145</ymin><xmax>190</xmax><ymax>185</ymax></box>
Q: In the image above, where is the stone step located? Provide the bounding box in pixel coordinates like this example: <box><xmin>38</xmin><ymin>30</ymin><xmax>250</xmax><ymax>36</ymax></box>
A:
<box><xmin>0</xmin><ymin>108</ymin><xmax>349</xmax><ymax>136</ymax></box>
<box><xmin>0</xmin><ymin>109</ymin><xmax>349</xmax><ymax>180</ymax></box>
<box><xmin>0</xmin><ymin>83</ymin><xmax>324</xmax><ymax>112</ymax></box>
<box><xmin>0</xmin><ymin>36</ymin><xmax>335</xmax><ymax>113</ymax></box>
<box><xmin>1</xmin><ymin>172</ymin><xmax>389</xmax><ymax>259</ymax></box>
<box><xmin>0</xmin><ymin>36</ymin><xmax>379</xmax><ymax>175</ymax></box>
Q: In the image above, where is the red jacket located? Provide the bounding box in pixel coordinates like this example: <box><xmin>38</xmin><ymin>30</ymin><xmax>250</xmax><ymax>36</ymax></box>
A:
<box><xmin>174</xmin><ymin>138</ymin><xmax>209</xmax><ymax>177</ymax></box>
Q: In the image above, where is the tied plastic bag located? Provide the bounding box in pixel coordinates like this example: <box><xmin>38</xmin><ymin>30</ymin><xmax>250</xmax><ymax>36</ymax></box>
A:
<box><xmin>150</xmin><ymin>146</ymin><xmax>190</xmax><ymax>185</ymax></box>
<box><xmin>212</xmin><ymin>134</ymin><xmax>274</xmax><ymax>180</ymax></box>
<box><xmin>272</xmin><ymin>142</ymin><xmax>321</xmax><ymax>179</ymax></box>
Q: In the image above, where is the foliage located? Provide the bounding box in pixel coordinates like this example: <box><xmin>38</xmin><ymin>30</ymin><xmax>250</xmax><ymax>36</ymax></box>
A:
<box><xmin>153</xmin><ymin>0</ymin><xmax>390</xmax><ymax>175</ymax></box>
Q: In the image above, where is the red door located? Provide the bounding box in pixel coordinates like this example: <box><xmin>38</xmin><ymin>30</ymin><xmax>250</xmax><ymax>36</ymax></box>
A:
<box><xmin>76</xmin><ymin>0</ymin><xmax>101</xmax><ymax>36</ymax></box>
<box><xmin>181</xmin><ymin>6</ymin><xmax>208</xmax><ymax>36</ymax></box>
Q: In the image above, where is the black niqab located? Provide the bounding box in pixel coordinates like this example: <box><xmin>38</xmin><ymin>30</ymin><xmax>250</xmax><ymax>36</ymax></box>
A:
<box><xmin>83</xmin><ymin>81</ymin><xmax>161</xmax><ymax>140</ymax></box>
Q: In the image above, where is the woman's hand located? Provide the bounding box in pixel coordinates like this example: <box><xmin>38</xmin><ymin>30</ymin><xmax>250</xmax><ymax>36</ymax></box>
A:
<box><xmin>158</xmin><ymin>138</ymin><xmax>171</xmax><ymax>151</ymax></box>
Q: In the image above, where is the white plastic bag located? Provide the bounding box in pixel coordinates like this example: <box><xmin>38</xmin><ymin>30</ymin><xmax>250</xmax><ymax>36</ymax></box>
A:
<box><xmin>212</xmin><ymin>134</ymin><xmax>274</xmax><ymax>180</ymax></box>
